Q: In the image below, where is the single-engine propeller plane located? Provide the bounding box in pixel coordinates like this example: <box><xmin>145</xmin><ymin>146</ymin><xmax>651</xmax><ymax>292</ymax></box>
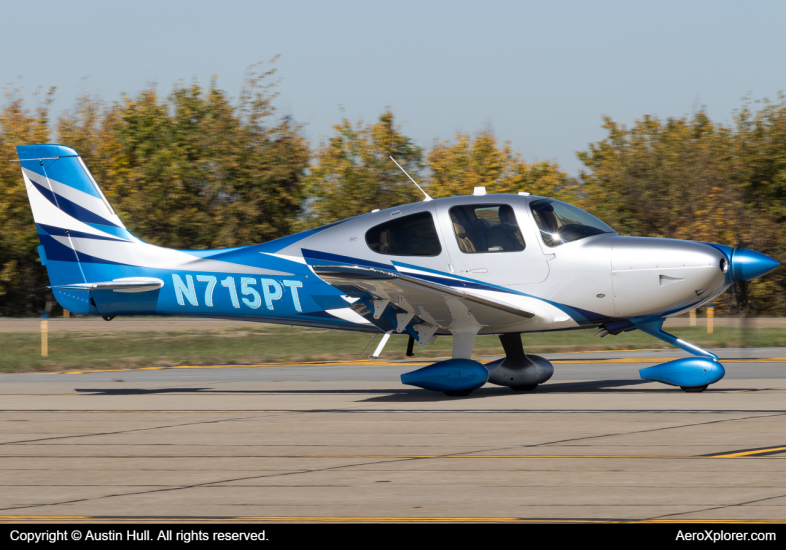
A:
<box><xmin>17</xmin><ymin>144</ymin><xmax>780</xmax><ymax>395</ymax></box>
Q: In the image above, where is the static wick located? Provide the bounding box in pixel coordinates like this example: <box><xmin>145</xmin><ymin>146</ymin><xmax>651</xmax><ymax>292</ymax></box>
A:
<box><xmin>389</xmin><ymin>156</ymin><xmax>432</xmax><ymax>202</ymax></box>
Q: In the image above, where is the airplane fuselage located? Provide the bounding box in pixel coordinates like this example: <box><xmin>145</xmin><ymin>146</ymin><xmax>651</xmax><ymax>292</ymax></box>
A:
<box><xmin>49</xmin><ymin>193</ymin><xmax>732</xmax><ymax>336</ymax></box>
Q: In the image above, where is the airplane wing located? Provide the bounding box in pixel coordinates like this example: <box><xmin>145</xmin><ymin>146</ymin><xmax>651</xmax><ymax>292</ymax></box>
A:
<box><xmin>311</xmin><ymin>264</ymin><xmax>535</xmax><ymax>342</ymax></box>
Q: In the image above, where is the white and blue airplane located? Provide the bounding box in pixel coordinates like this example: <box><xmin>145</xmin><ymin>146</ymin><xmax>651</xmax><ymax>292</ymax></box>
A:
<box><xmin>17</xmin><ymin>144</ymin><xmax>779</xmax><ymax>395</ymax></box>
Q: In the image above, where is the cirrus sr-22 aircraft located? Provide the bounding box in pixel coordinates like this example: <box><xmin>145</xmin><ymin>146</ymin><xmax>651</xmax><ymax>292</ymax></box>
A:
<box><xmin>16</xmin><ymin>144</ymin><xmax>780</xmax><ymax>395</ymax></box>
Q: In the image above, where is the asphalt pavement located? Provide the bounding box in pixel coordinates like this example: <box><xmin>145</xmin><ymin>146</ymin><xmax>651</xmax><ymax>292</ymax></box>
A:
<box><xmin>1</xmin><ymin>349</ymin><xmax>785</xmax><ymax>523</ymax></box>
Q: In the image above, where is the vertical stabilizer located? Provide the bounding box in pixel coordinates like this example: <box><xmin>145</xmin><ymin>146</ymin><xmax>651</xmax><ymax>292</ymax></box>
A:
<box><xmin>17</xmin><ymin>144</ymin><xmax>143</xmax><ymax>313</ymax></box>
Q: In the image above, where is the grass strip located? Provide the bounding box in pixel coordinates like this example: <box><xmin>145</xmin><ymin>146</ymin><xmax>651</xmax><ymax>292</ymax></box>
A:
<box><xmin>1</xmin><ymin>325</ymin><xmax>783</xmax><ymax>373</ymax></box>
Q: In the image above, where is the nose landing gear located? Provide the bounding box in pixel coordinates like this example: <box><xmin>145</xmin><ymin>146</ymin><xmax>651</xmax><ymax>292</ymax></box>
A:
<box><xmin>635</xmin><ymin>319</ymin><xmax>725</xmax><ymax>392</ymax></box>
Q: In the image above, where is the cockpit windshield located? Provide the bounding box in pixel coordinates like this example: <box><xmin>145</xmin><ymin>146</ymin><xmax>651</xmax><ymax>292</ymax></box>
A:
<box><xmin>530</xmin><ymin>199</ymin><xmax>615</xmax><ymax>247</ymax></box>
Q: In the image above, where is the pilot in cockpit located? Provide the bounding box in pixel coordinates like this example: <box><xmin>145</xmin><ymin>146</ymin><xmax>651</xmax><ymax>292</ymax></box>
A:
<box><xmin>486</xmin><ymin>205</ymin><xmax>523</xmax><ymax>252</ymax></box>
<box><xmin>450</xmin><ymin>204</ymin><xmax>525</xmax><ymax>253</ymax></box>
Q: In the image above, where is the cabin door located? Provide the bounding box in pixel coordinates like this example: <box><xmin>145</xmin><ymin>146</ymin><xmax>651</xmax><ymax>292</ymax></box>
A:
<box><xmin>434</xmin><ymin>200</ymin><xmax>549</xmax><ymax>285</ymax></box>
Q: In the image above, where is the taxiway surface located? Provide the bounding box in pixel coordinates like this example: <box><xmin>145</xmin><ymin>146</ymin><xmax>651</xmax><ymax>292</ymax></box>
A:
<box><xmin>1</xmin><ymin>349</ymin><xmax>786</xmax><ymax>523</ymax></box>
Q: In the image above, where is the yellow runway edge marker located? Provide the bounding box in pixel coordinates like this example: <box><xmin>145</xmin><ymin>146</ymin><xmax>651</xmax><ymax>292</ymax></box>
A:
<box><xmin>707</xmin><ymin>305</ymin><xmax>714</xmax><ymax>334</ymax></box>
<box><xmin>40</xmin><ymin>312</ymin><xmax>48</xmax><ymax>357</ymax></box>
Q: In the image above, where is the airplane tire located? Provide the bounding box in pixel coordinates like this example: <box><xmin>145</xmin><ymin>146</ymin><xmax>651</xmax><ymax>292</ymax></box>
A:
<box><xmin>680</xmin><ymin>384</ymin><xmax>709</xmax><ymax>393</ymax></box>
<box><xmin>443</xmin><ymin>389</ymin><xmax>473</xmax><ymax>397</ymax></box>
<box><xmin>511</xmin><ymin>384</ymin><xmax>538</xmax><ymax>392</ymax></box>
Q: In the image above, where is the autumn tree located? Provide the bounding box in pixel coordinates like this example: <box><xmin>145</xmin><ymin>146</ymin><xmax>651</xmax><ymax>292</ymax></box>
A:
<box><xmin>578</xmin><ymin>113</ymin><xmax>742</xmax><ymax>242</ymax></box>
<box><xmin>0</xmin><ymin>62</ymin><xmax>311</xmax><ymax>315</ymax></box>
<box><xmin>303</xmin><ymin>110</ymin><xmax>424</xmax><ymax>226</ymax></box>
<box><xmin>0</xmin><ymin>88</ymin><xmax>55</xmax><ymax>315</ymax></box>
<box><xmin>577</xmin><ymin>110</ymin><xmax>785</xmax><ymax>314</ymax></box>
<box><xmin>729</xmin><ymin>97</ymin><xmax>786</xmax><ymax>314</ymax></box>
<box><xmin>56</xmin><ymin>61</ymin><xmax>310</xmax><ymax>250</ymax></box>
<box><xmin>428</xmin><ymin>130</ymin><xmax>576</xmax><ymax>202</ymax></box>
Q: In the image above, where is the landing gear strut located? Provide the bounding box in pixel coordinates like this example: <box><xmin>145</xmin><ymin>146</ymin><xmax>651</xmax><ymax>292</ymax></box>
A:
<box><xmin>636</xmin><ymin>319</ymin><xmax>725</xmax><ymax>391</ymax></box>
<box><xmin>486</xmin><ymin>333</ymin><xmax>554</xmax><ymax>391</ymax></box>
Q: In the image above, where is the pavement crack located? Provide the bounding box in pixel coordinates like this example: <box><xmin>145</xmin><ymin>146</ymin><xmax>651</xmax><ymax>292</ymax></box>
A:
<box><xmin>646</xmin><ymin>491</ymin><xmax>786</xmax><ymax>521</ymax></box>
<box><xmin>439</xmin><ymin>412</ymin><xmax>786</xmax><ymax>458</ymax></box>
<box><xmin>0</xmin><ymin>456</ymin><xmax>417</xmax><ymax>513</ymax></box>
<box><xmin>0</xmin><ymin>414</ymin><xmax>270</xmax><ymax>446</ymax></box>
<box><xmin>528</xmin><ymin>412</ymin><xmax>786</xmax><ymax>448</ymax></box>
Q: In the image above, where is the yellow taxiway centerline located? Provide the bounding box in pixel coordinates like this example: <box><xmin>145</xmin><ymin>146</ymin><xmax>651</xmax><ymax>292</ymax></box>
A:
<box><xmin>710</xmin><ymin>446</ymin><xmax>786</xmax><ymax>458</ymax></box>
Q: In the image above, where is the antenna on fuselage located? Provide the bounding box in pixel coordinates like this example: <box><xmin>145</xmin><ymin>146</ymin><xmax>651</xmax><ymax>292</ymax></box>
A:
<box><xmin>389</xmin><ymin>156</ymin><xmax>432</xmax><ymax>202</ymax></box>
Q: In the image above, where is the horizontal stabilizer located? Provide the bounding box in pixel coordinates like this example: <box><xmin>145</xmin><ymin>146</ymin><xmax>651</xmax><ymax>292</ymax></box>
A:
<box><xmin>49</xmin><ymin>277</ymin><xmax>164</xmax><ymax>293</ymax></box>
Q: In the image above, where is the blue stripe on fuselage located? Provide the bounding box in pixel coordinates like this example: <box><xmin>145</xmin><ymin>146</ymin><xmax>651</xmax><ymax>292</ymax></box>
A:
<box><xmin>302</xmin><ymin>252</ymin><xmax>609</xmax><ymax>326</ymax></box>
<box><xmin>302</xmin><ymin>249</ymin><xmax>395</xmax><ymax>270</ymax></box>
<box><xmin>393</xmin><ymin>261</ymin><xmax>609</xmax><ymax>325</ymax></box>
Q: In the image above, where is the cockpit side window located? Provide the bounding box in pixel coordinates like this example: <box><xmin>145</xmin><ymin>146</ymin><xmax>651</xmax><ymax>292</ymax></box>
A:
<box><xmin>449</xmin><ymin>204</ymin><xmax>525</xmax><ymax>254</ymax></box>
<box><xmin>365</xmin><ymin>212</ymin><xmax>442</xmax><ymax>256</ymax></box>
<box><xmin>530</xmin><ymin>199</ymin><xmax>615</xmax><ymax>247</ymax></box>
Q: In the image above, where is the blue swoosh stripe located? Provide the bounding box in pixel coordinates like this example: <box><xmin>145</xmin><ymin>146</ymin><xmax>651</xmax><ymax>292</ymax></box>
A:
<box><xmin>302</xmin><ymin>249</ymin><xmax>395</xmax><ymax>270</ymax></box>
<box><xmin>37</xmin><ymin>223</ymin><xmax>128</xmax><ymax>242</ymax></box>
<box><xmin>394</xmin><ymin>261</ymin><xmax>609</xmax><ymax>324</ymax></box>
<box><xmin>37</xmin><ymin>234</ymin><xmax>128</xmax><ymax>266</ymax></box>
<box><xmin>308</xmin><ymin>253</ymin><xmax>610</xmax><ymax>325</ymax></box>
<box><xmin>32</xmin><ymin>181</ymin><xmax>120</xmax><ymax>228</ymax></box>
<box><xmin>393</xmin><ymin>261</ymin><xmax>515</xmax><ymax>294</ymax></box>
<box><xmin>253</xmin><ymin>219</ymin><xmax>352</xmax><ymax>254</ymax></box>
<box><xmin>84</xmin><ymin>223</ymin><xmax>137</xmax><ymax>242</ymax></box>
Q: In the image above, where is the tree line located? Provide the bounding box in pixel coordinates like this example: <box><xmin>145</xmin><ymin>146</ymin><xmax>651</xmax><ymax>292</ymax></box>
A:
<box><xmin>1</xmin><ymin>63</ymin><xmax>784</xmax><ymax>317</ymax></box>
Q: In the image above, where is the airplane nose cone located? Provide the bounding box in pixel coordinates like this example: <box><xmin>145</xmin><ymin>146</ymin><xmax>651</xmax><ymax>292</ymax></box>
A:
<box><xmin>732</xmin><ymin>248</ymin><xmax>780</xmax><ymax>282</ymax></box>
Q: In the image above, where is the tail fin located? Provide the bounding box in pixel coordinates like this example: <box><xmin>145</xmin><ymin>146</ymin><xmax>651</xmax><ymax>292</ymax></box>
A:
<box><xmin>18</xmin><ymin>144</ymin><xmax>149</xmax><ymax>314</ymax></box>
<box><xmin>18</xmin><ymin>143</ymin><xmax>137</xmax><ymax>245</ymax></box>
<box><xmin>18</xmin><ymin>144</ymin><xmax>288</xmax><ymax>318</ymax></box>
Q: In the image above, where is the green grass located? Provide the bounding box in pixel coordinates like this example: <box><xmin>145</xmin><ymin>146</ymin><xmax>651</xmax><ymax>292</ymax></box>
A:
<box><xmin>1</xmin><ymin>324</ymin><xmax>784</xmax><ymax>373</ymax></box>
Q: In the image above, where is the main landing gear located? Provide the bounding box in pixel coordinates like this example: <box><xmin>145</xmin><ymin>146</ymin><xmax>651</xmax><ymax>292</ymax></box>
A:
<box><xmin>399</xmin><ymin>332</ymin><xmax>555</xmax><ymax>397</ymax></box>
<box><xmin>485</xmin><ymin>333</ymin><xmax>554</xmax><ymax>392</ymax></box>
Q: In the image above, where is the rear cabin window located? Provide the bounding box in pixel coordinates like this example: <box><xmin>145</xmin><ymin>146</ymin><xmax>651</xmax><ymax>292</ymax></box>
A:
<box><xmin>365</xmin><ymin>212</ymin><xmax>442</xmax><ymax>256</ymax></box>
<box><xmin>449</xmin><ymin>204</ymin><xmax>525</xmax><ymax>254</ymax></box>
